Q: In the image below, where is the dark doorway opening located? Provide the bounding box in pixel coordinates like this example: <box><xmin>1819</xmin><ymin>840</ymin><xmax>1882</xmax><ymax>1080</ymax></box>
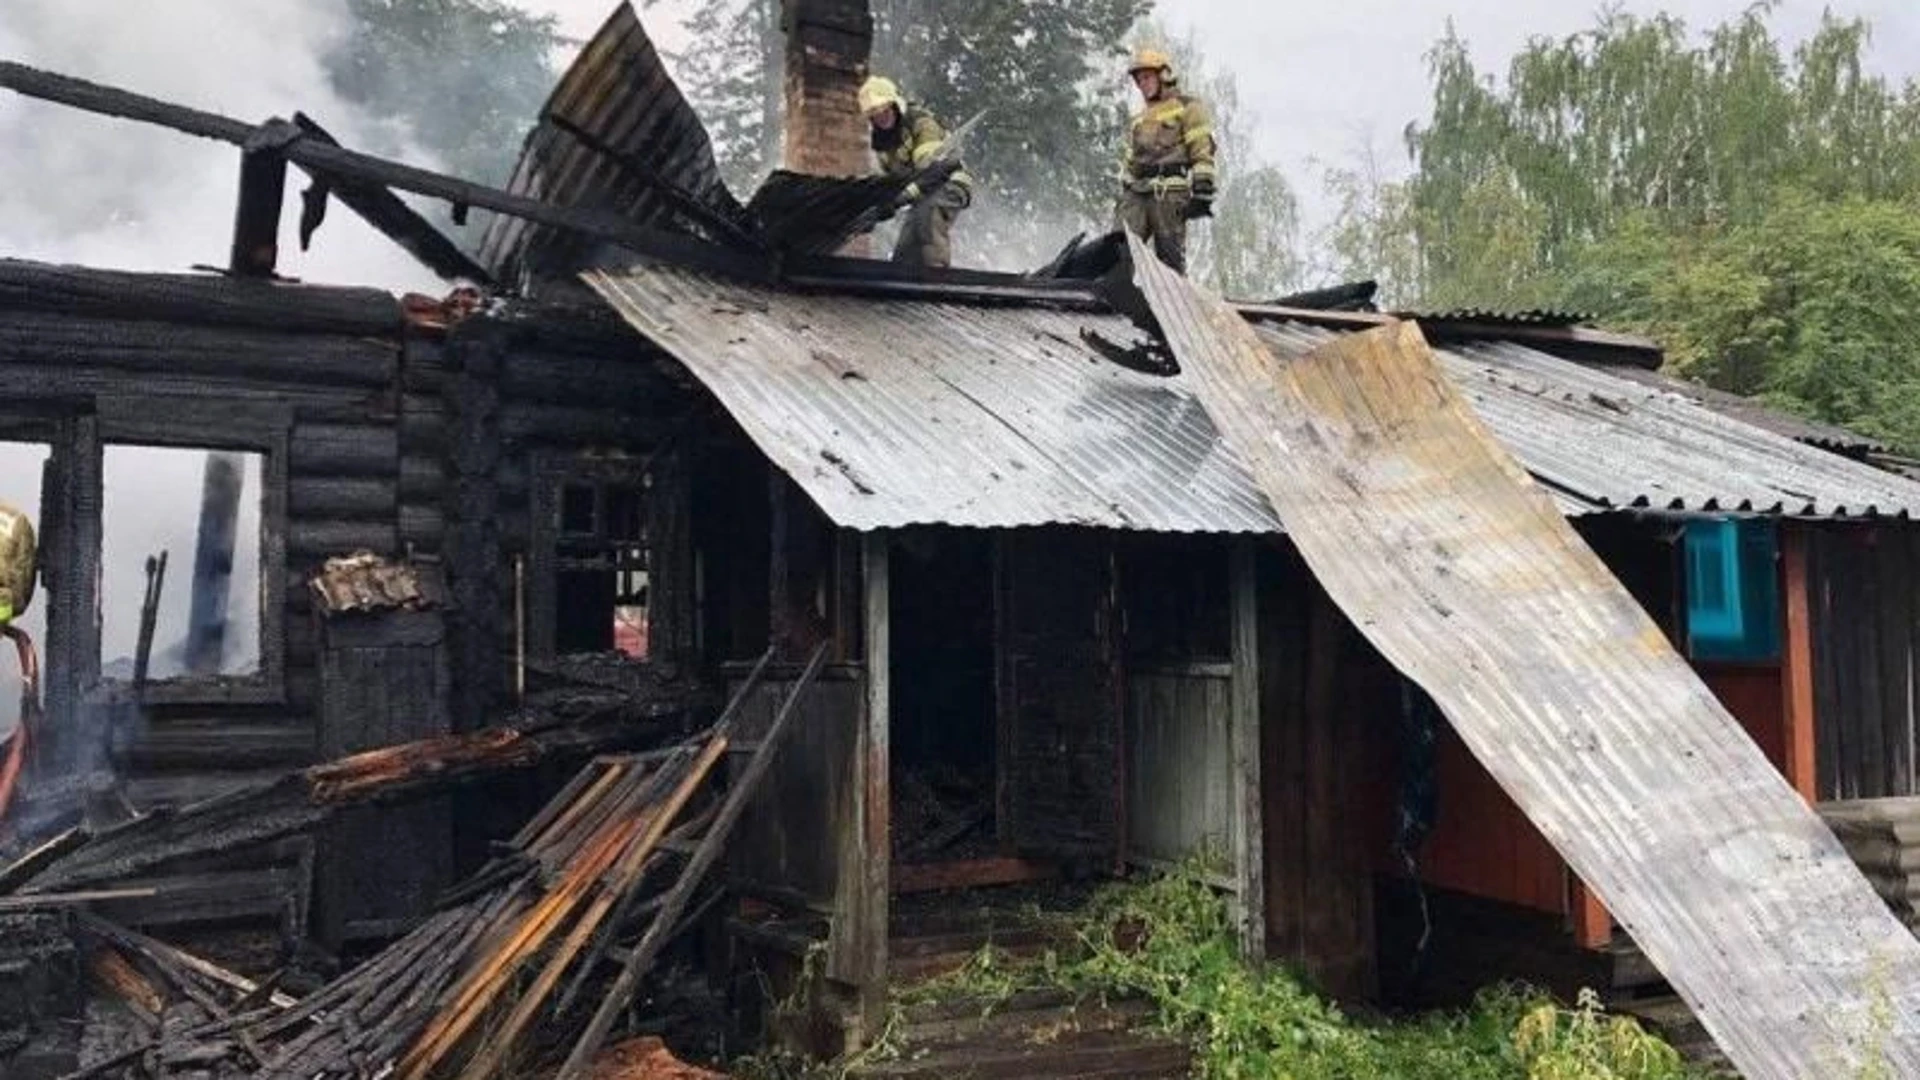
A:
<box><xmin>889</xmin><ymin>530</ymin><xmax>996</xmax><ymax>872</ymax></box>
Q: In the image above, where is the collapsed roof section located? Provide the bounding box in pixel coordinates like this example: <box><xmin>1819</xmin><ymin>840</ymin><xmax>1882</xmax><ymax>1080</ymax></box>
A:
<box><xmin>475</xmin><ymin>2</ymin><xmax>920</xmax><ymax>288</ymax></box>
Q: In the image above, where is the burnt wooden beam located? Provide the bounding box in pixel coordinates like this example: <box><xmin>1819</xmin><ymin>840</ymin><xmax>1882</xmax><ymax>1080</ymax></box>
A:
<box><xmin>8</xmin><ymin>693</ymin><xmax>697</xmax><ymax>894</ymax></box>
<box><xmin>292</xmin><ymin>113</ymin><xmax>497</xmax><ymax>287</ymax></box>
<box><xmin>0</xmin><ymin>259</ymin><xmax>401</xmax><ymax>333</ymax></box>
<box><xmin>0</xmin><ymin>61</ymin><xmax>757</xmax><ymax>277</ymax></box>
<box><xmin>230</xmin><ymin>143</ymin><xmax>290</xmax><ymax>277</ymax></box>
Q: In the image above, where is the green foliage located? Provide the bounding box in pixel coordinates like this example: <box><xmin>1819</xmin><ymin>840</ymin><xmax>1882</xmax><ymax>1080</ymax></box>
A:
<box><xmin>891</xmin><ymin>863</ymin><xmax>1702</xmax><ymax>1080</ymax></box>
<box><xmin>1376</xmin><ymin>7</ymin><xmax>1920</xmax><ymax>452</ymax></box>
<box><xmin>327</xmin><ymin>0</ymin><xmax>563</xmax><ymax>186</ymax></box>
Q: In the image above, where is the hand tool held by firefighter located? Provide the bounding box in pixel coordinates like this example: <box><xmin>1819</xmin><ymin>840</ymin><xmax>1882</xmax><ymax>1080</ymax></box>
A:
<box><xmin>894</xmin><ymin>109</ymin><xmax>986</xmax><ymax>208</ymax></box>
<box><xmin>0</xmin><ymin>502</ymin><xmax>36</xmax><ymax>627</ymax></box>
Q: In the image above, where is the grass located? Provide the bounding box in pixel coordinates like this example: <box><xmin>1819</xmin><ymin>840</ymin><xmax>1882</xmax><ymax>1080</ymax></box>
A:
<box><xmin>880</xmin><ymin>862</ymin><xmax>1710</xmax><ymax>1080</ymax></box>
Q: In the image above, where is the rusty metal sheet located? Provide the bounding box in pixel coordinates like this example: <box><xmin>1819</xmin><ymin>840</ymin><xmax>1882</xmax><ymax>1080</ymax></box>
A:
<box><xmin>1127</xmin><ymin>232</ymin><xmax>1920</xmax><ymax>1080</ymax></box>
<box><xmin>1258</xmin><ymin>320</ymin><xmax>1919</xmax><ymax>517</ymax></box>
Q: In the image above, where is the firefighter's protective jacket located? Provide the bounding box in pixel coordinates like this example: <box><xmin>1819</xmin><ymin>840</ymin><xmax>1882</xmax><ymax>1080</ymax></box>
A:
<box><xmin>872</xmin><ymin>104</ymin><xmax>972</xmax><ymax>197</ymax></box>
<box><xmin>1123</xmin><ymin>93</ymin><xmax>1216</xmax><ymax>191</ymax></box>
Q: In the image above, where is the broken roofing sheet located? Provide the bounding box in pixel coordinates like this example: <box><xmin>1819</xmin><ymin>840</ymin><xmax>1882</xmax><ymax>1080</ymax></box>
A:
<box><xmin>585</xmin><ymin>259</ymin><xmax>1920</xmax><ymax>532</ymax></box>
<box><xmin>477</xmin><ymin>3</ymin><xmax>914</xmax><ymax>286</ymax></box>
<box><xmin>1126</xmin><ymin>231</ymin><xmax>1920</xmax><ymax>1080</ymax></box>
<box><xmin>476</xmin><ymin>3</ymin><xmax>753</xmax><ymax>285</ymax></box>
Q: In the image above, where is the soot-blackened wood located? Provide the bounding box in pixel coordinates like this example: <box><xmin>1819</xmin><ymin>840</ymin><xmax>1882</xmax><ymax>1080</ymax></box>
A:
<box><xmin>558</xmin><ymin>645</ymin><xmax>830</xmax><ymax>1080</ymax></box>
<box><xmin>292</xmin><ymin>113</ymin><xmax>496</xmax><ymax>288</ymax></box>
<box><xmin>292</xmin><ymin>424</ymin><xmax>400</xmax><ymax>479</ymax></box>
<box><xmin>11</xmin><ymin>699</ymin><xmax>691</xmax><ymax>895</ymax></box>
<box><xmin>315</xmin><ymin>610</ymin><xmax>453</xmax><ymax>950</ymax></box>
<box><xmin>230</xmin><ymin>149</ymin><xmax>289</xmax><ymax>277</ymax></box>
<box><xmin>997</xmin><ymin>529</ymin><xmax>1122</xmax><ymax>866</ymax></box>
<box><xmin>0</xmin><ymin>312</ymin><xmax>398</xmax><ymax>388</ymax></box>
<box><xmin>0</xmin><ymin>258</ymin><xmax>400</xmax><ymax>335</ymax></box>
<box><xmin>446</xmin><ymin>325</ymin><xmax>506</xmax><ymax>740</ymax></box>
<box><xmin>0</xmin><ymin>61</ymin><xmax>764</xmax><ymax>274</ymax></box>
<box><xmin>289</xmin><ymin>477</ymin><xmax>399</xmax><ymax>521</ymax></box>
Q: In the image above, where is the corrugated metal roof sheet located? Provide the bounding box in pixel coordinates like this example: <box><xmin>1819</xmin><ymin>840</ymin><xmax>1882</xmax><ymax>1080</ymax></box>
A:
<box><xmin>584</xmin><ymin>261</ymin><xmax>1920</xmax><ymax>530</ymax></box>
<box><xmin>1406</xmin><ymin>306</ymin><xmax>1591</xmax><ymax>327</ymax></box>
<box><xmin>587</xmin><ymin>262</ymin><xmax>1279</xmax><ymax>532</ymax></box>
<box><xmin>745</xmin><ymin>170</ymin><xmax>913</xmax><ymax>257</ymax></box>
<box><xmin>1601</xmin><ymin>364</ymin><xmax>1886</xmax><ymax>453</ymax></box>
<box><xmin>476</xmin><ymin>3</ymin><xmax>752</xmax><ymax>286</ymax></box>
<box><xmin>476</xmin><ymin>4</ymin><xmax>910</xmax><ymax>282</ymax></box>
<box><xmin>1129</xmin><ymin>235</ymin><xmax>1920</xmax><ymax>1080</ymax></box>
<box><xmin>1257</xmin><ymin>320</ymin><xmax>1920</xmax><ymax>517</ymax></box>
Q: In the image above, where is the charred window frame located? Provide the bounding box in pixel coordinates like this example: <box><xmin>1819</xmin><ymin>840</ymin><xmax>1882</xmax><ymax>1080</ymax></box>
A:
<box><xmin>529</xmin><ymin>454</ymin><xmax>655</xmax><ymax>664</ymax></box>
<box><xmin>83</xmin><ymin>397</ymin><xmax>290</xmax><ymax>705</ymax></box>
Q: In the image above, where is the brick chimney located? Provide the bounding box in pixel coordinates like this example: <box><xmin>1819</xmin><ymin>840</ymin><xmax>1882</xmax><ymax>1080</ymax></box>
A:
<box><xmin>781</xmin><ymin>0</ymin><xmax>874</xmax><ymax>254</ymax></box>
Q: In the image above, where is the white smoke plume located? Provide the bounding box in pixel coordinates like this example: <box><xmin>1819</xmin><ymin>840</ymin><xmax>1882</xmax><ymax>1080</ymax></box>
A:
<box><xmin>0</xmin><ymin>0</ymin><xmax>448</xmax><ymax>292</ymax></box>
<box><xmin>0</xmin><ymin>2</ymin><xmax>466</xmax><ymax>755</ymax></box>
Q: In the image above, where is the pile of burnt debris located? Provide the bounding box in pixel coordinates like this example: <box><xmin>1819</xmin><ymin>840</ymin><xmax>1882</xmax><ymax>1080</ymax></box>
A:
<box><xmin>0</xmin><ymin>646</ymin><xmax>821</xmax><ymax>1079</ymax></box>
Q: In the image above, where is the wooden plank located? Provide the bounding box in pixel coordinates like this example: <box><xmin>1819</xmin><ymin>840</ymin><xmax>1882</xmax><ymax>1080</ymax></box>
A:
<box><xmin>229</xmin><ymin>148</ymin><xmax>288</xmax><ymax>277</ymax></box>
<box><xmin>1257</xmin><ymin>545</ymin><xmax>1309</xmax><ymax>965</ymax></box>
<box><xmin>556</xmin><ymin>645</ymin><xmax>831</xmax><ymax>1080</ymax></box>
<box><xmin>858</xmin><ymin>532</ymin><xmax>890</xmax><ymax>1034</ymax></box>
<box><xmin>1782</xmin><ymin>526</ymin><xmax>1820</xmax><ymax>803</ymax></box>
<box><xmin>1809</xmin><ymin>529</ymin><xmax>1847</xmax><ymax>800</ymax></box>
<box><xmin>1857</xmin><ymin>531</ymin><xmax>1888</xmax><ymax>796</ymax></box>
<box><xmin>1229</xmin><ymin>540</ymin><xmax>1264</xmax><ymax>961</ymax></box>
<box><xmin>1877</xmin><ymin>528</ymin><xmax>1913</xmax><ymax>795</ymax></box>
<box><xmin>0</xmin><ymin>256</ymin><xmax>400</xmax><ymax>334</ymax></box>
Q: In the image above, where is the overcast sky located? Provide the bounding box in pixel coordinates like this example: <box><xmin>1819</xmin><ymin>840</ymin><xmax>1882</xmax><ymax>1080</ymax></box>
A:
<box><xmin>525</xmin><ymin>0</ymin><xmax>1920</xmax><ymax>230</ymax></box>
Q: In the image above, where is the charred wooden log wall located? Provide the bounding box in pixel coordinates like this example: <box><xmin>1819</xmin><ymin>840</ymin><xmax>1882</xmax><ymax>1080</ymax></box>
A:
<box><xmin>0</xmin><ymin>259</ymin><xmax>704</xmax><ymax>933</ymax></box>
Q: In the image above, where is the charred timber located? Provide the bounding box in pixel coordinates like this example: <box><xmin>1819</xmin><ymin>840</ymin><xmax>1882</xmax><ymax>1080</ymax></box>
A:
<box><xmin>0</xmin><ymin>62</ymin><xmax>761</xmax><ymax>274</ymax></box>
<box><xmin>0</xmin><ymin>259</ymin><xmax>400</xmax><ymax>336</ymax></box>
<box><xmin>292</xmin><ymin>112</ymin><xmax>497</xmax><ymax>288</ymax></box>
<box><xmin>0</xmin><ymin>311</ymin><xmax>398</xmax><ymax>387</ymax></box>
<box><xmin>7</xmin><ymin>690</ymin><xmax>700</xmax><ymax>894</ymax></box>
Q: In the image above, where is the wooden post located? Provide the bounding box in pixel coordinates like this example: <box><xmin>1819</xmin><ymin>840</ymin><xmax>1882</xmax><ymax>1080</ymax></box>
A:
<box><xmin>857</xmin><ymin>531</ymin><xmax>890</xmax><ymax>1038</ymax></box>
<box><xmin>1570</xmin><ymin>877</ymin><xmax>1612</xmax><ymax>950</ymax></box>
<box><xmin>229</xmin><ymin>148</ymin><xmax>288</xmax><ymax>277</ymax></box>
<box><xmin>1229</xmin><ymin>540</ymin><xmax>1265</xmax><ymax>962</ymax></box>
<box><xmin>1782</xmin><ymin>526</ymin><xmax>1819</xmax><ymax>803</ymax></box>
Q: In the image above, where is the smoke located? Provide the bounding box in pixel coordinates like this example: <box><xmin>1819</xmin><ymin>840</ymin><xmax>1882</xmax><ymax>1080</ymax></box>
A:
<box><xmin>0</xmin><ymin>0</ymin><xmax>446</xmax><ymax>293</ymax></box>
<box><xmin>0</xmin><ymin>3</ymin><xmax>465</xmax><ymax>837</ymax></box>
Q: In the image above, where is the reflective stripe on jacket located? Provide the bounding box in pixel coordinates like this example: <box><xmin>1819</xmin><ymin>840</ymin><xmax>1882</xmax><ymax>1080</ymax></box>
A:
<box><xmin>1123</xmin><ymin>93</ymin><xmax>1216</xmax><ymax>185</ymax></box>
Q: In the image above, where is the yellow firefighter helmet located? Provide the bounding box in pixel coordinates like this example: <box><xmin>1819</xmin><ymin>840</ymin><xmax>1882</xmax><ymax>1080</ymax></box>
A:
<box><xmin>859</xmin><ymin>76</ymin><xmax>905</xmax><ymax>117</ymax></box>
<box><xmin>1128</xmin><ymin>47</ymin><xmax>1177</xmax><ymax>83</ymax></box>
<box><xmin>0</xmin><ymin>503</ymin><xmax>36</xmax><ymax>626</ymax></box>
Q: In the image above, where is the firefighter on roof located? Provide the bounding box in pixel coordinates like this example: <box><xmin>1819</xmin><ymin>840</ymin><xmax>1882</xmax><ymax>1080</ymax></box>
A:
<box><xmin>860</xmin><ymin>75</ymin><xmax>972</xmax><ymax>269</ymax></box>
<box><xmin>1119</xmin><ymin>47</ymin><xmax>1216</xmax><ymax>273</ymax></box>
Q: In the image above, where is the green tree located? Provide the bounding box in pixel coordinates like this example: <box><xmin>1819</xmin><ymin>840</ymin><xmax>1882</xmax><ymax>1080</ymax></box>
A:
<box><xmin>1344</xmin><ymin>7</ymin><xmax>1920</xmax><ymax>449</ymax></box>
<box><xmin>326</xmin><ymin>0</ymin><xmax>564</xmax><ymax>186</ymax></box>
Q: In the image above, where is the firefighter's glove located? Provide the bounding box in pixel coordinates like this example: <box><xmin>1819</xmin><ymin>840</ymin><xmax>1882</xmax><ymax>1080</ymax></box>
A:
<box><xmin>896</xmin><ymin>182</ymin><xmax>923</xmax><ymax>208</ymax></box>
<box><xmin>1188</xmin><ymin>171</ymin><xmax>1216</xmax><ymax>219</ymax></box>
